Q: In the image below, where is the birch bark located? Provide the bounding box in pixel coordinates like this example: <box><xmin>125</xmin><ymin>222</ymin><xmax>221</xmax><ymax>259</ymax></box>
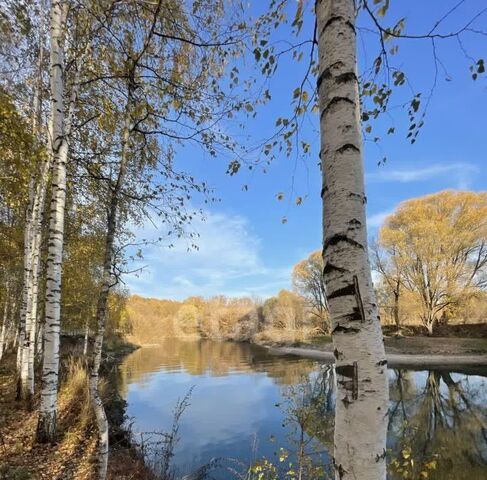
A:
<box><xmin>36</xmin><ymin>0</ymin><xmax>67</xmax><ymax>443</ymax></box>
<box><xmin>18</xmin><ymin>2</ymin><xmax>48</xmax><ymax>403</ymax></box>
<box><xmin>17</xmin><ymin>182</ymin><xmax>35</xmax><ymax>375</ymax></box>
<box><xmin>83</xmin><ymin>319</ymin><xmax>89</xmax><ymax>356</ymax></box>
<box><xmin>0</xmin><ymin>283</ymin><xmax>10</xmax><ymax>361</ymax></box>
<box><xmin>90</xmin><ymin>83</ymin><xmax>133</xmax><ymax>480</ymax></box>
<box><xmin>36</xmin><ymin>0</ymin><xmax>85</xmax><ymax>441</ymax></box>
<box><xmin>316</xmin><ymin>1</ymin><xmax>389</xmax><ymax>479</ymax></box>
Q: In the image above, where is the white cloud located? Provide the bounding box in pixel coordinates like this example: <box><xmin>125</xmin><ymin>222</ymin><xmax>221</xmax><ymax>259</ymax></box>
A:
<box><xmin>124</xmin><ymin>209</ymin><xmax>291</xmax><ymax>300</ymax></box>
<box><xmin>366</xmin><ymin>162</ymin><xmax>478</xmax><ymax>184</ymax></box>
<box><xmin>367</xmin><ymin>210</ymin><xmax>393</xmax><ymax>229</ymax></box>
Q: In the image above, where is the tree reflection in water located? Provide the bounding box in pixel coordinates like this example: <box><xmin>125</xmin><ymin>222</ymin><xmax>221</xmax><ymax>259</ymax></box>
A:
<box><xmin>387</xmin><ymin>370</ymin><xmax>487</xmax><ymax>479</ymax></box>
<box><xmin>260</xmin><ymin>368</ymin><xmax>486</xmax><ymax>480</ymax></box>
<box><xmin>118</xmin><ymin>342</ymin><xmax>486</xmax><ymax>479</ymax></box>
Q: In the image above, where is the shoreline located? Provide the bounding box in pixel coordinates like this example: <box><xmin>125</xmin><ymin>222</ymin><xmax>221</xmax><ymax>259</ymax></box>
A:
<box><xmin>263</xmin><ymin>344</ymin><xmax>487</xmax><ymax>374</ymax></box>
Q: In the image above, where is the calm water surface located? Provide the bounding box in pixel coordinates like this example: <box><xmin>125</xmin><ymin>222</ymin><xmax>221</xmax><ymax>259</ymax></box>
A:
<box><xmin>118</xmin><ymin>339</ymin><xmax>487</xmax><ymax>479</ymax></box>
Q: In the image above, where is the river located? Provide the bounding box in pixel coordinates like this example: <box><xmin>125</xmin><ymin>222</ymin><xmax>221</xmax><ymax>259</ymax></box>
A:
<box><xmin>117</xmin><ymin>338</ymin><xmax>487</xmax><ymax>479</ymax></box>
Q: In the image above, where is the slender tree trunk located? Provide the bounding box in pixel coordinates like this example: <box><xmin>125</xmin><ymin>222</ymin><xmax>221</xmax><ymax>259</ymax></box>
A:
<box><xmin>36</xmin><ymin>0</ymin><xmax>68</xmax><ymax>443</ymax></box>
<box><xmin>13</xmin><ymin>321</ymin><xmax>19</xmax><ymax>349</ymax></box>
<box><xmin>0</xmin><ymin>284</ymin><xmax>10</xmax><ymax>361</ymax></box>
<box><xmin>393</xmin><ymin>287</ymin><xmax>400</xmax><ymax>330</ymax></box>
<box><xmin>18</xmin><ymin>3</ymin><xmax>47</xmax><ymax>403</ymax></box>
<box><xmin>25</xmin><ymin>158</ymin><xmax>51</xmax><ymax>400</ymax></box>
<box><xmin>316</xmin><ymin>1</ymin><xmax>389</xmax><ymax>479</ymax></box>
<box><xmin>90</xmin><ymin>83</ymin><xmax>133</xmax><ymax>480</ymax></box>
<box><xmin>36</xmin><ymin>319</ymin><xmax>44</xmax><ymax>356</ymax></box>
<box><xmin>17</xmin><ymin>181</ymin><xmax>35</xmax><ymax>375</ymax></box>
<box><xmin>83</xmin><ymin>319</ymin><xmax>89</xmax><ymax>356</ymax></box>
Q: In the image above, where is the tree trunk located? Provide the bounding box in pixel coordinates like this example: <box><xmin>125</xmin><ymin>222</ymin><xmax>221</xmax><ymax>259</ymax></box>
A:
<box><xmin>18</xmin><ymin>3</ymin><xmax>47</xmax><ymax>403</ymax></box>
<box><xmin>83</xmin><ymin>319</ymin><xmax>89</xmax><ymax>356</ymax></box>
<box><xmin>425</xmin><ymin>316</ymin><xmax>435</xmax><ymax>336</ymax></box>
<box><xmin>17</xmin><ymin>180</ymin><xmax>35</xmax><ymax>376</ymax></box>
<box><xmin>393</xmin><ymin>287</ymin><xmax>400</xmax><ymax>330</ymax></box>
<box><xmin>36</xmin><ymin>0</ymin><xmax>67</xmax><ymax>443</ymax></box>
<box><xmin>90</xmin><ymin>83</ymin><xmax>133</xmax><ymax>480</ymax></box>
<box><xmin>316</xmin><ymin>1</ymin><xmax>389</xmax><ymax>479</ymax></box>
<box><xmin>19</xmin><ymin>157</ymin><xmax>50</xmax><ymax>404</ymax></box>
<box><xmin>0</xmin><ymin>284</ymin><xmax>10</xmax><ymax>361</ymax></box>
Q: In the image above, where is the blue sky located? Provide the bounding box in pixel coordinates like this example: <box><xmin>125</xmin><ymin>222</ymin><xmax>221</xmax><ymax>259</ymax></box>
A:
<box><xmin>126</xmin><ymin>0</ymin><xmax>487</xmax><ymax>300</ymax></box>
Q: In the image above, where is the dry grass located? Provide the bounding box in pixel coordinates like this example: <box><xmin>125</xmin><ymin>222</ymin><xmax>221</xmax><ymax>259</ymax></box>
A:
<box><xmin>252</xmin><ymin>327</ymin><xmax>319</xmax><ymax>346</ymax></box>
<box><xmin>0</xmin><ymin>354</ymin><xmax>157</xmax><ymax>480</ymax></box>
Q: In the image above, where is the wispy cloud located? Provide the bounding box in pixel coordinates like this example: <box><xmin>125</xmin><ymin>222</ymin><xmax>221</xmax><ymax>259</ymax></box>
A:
<box><xmin>367</xmin><ymin>210</ymin><xmax>393</xmax><ymax>229</ymax></box>
<box><xmin>367</xmin><ymin>162</ymin><xmax>479</xmax><ymax>185</ymax></box>
<box><xmin>124</xmin><ymin>210</ymin><xmax>291</xmax><ymax>300</ymax></box>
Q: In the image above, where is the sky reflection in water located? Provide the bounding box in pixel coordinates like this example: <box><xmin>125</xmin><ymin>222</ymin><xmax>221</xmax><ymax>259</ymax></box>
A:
<box><xmin>118</xmin><ymin>339</ymin><xmax>487</xmax><ymax>479</ymax></box>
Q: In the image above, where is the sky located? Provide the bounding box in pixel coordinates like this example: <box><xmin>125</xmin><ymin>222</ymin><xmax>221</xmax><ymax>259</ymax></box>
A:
<box><xmin>126</xmin><ymin>0</ymin><xmax>487</xmax><ymax>301</ymax></box>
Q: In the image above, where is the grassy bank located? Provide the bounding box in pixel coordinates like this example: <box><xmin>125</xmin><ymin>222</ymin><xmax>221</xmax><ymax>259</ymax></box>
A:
<box><xmin>0</xmin><ymin>343</ymin><xmax>157</xmax><ymax>480</ymax></box>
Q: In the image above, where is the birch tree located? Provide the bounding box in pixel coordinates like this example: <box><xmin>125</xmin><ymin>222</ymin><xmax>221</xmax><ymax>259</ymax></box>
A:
<box><xmin>0</xmin><ymin>88</ymin><xmax>38</xmax><ymax>366</ymax></box>
<box><xmin>36</xmin><ymin>0</ymin><xmax>70</xmax><ymax>442</ymax></box>
<box><xmin>0</xmin><ymin>282</ymin><xmax>11</xmax><ymax>361</ymax></box>
<box><xmin>77</xmin><ymin>1</ymin><xmax>255</xmax><ymax>474</ymax></box>
<box><xmin>18</xmin><ymin>6</ymin><xmax>49</xmax><ymax>403</ymax></box>
<box><xmin>316</xmin><ymin>1</ymin><xmax>388</xmax><ymax>478</ymax></box>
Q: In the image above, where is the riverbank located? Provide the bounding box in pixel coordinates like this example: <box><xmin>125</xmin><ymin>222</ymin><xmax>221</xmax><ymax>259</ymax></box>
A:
<box><xmin>261</xmin><ymin>336</ymin><xmax>487</xmax><ymax>375</ymax></box>
<box><xmin>0</xmin><ymin>340</ymin><xmax>158</xmax><ymax>480</ymax></box>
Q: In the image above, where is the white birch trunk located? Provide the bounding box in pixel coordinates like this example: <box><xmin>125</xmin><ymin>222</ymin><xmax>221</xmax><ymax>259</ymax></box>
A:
<box><xmin>36</xmin><ymin>0</ymin><xmax>68</xmax><ymax>443</ymax></box>
<box><xmin>18</xmin><ymin>3</ymin><xmax>47</xmax><ymax>402</ymax></box>
<box><xmin>17</xmin><ymin>180</ymin><xmax>35</xmax><ymax>375</ymax></box>
<box><xmin>36</xmin><ymin>319</ymin><xmax>44</xmax><ymax>356</ymax></box>
<box><xmin>37</xmin><ymin>0</ymin><xmax>85</xmax><ymax>442</ymax></box>
<box><xmin>83</xmin><ymin>319</ymin><xmax>89</xmax><ymax>356</ymax></box>
<box><xmin>13</xmin><ymin>321</ymin><xmax>19</xmax><ymax>349</ymax></box>
<box><xmin>90</xmin><ymin>89</ymin><xmax>132</xmax><ymax>480</ymax></box>
<box><xmin>0</xmin><ymin>284</ymin><xmax>10</xmax><ymax>361</ymax></box>
<box><xmin>316</xmin><ymin>1</ymin><xmax>389</xmax><ymax>479</ymax></box>
<box><xmin>21</xmin><ymin>157</ymin><xmax>51</xmax><ymax>402</ymax></box>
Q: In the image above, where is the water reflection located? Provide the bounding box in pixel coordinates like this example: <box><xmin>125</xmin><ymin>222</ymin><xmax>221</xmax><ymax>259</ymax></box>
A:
<box><xmin>118</xmin><ymin>339</ymin><xmax>487</xmax><ymax>479</ymax></box>
<box><xmin>388</xmin><ymin>370</ymin><xmax>487</xmax><ymax>479</ymax></box>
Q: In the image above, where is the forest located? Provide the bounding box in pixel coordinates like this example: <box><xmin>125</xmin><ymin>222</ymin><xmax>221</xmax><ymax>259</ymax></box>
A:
<box><xmin>0</xmin><ymin>1</ymin><xmax>486</xmax><ymax>480</ymax></box>
<box><xmin>127</xmin><ymin>191</ymin><xmax>487</xmax><ymax>345</ymax></box>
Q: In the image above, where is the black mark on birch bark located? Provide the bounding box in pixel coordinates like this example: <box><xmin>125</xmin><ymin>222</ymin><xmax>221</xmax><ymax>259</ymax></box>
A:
<box><xmin>335</xmin><ymin>71</ymin><xmax>357</xmax><ymax>84</ymax></box>
<box><xmin>321</xmin><ymin>96</ymin><xmax>354</xmax><ymax>120</ymax></box>
<box><xmin>332</xmin><ymin>324</ymin><xmax>360</xmax><ymax>334</ymax></box>
<box><xmin>336</xmin><ymin>361</ymin><xmax>358</xmax><ymax>400</ymax></box>
<box><xmin>333</xmin><ymin>348</ymin><xmax>344</xmax><ymax>360</ymax></box>
<box><xmin>348</xmin><ymin>192</ymin><xmax>366</xmax><ymax>204</ymax></box>
<box><xmin>348</xmin><ymin>218</ymin><xmax>361</xmax><ymax>228</ymax></box>
<box><xmin>336</xmin><ymin>143</ymin><xmax>360</xmax><ymax>154</ymax></box>
<box><xmin>375</xmin><ymin>449</ymin><xmax>387</xmax><ymax>462</ymax></box>
<box><xmin>353</xmin><ymin>275</ymin><xmax>365</xmax><ymax>323</ymax></box>
<box><xmin>328</xmin><ymin>283</ymin><xmax>355</xmax><ymax>299</ymax></box>
<box><xmin>324</xmin><ymin>234</ymin><xmax>364</xmax><ymax>250</ymax></box>
<box><xmin>320</xmin><ymin>16</ymin><xmax>356</xmax><ymax>38</ymax></box>
<box><xmin>334</xmin><ymin>460</ymin><xmax>346</xmax><ymax>480</ymax></box>
<box><xmin>323</xmin><ymin>262</ymin><xmax>347</xmax><ymax>275</ymax></box>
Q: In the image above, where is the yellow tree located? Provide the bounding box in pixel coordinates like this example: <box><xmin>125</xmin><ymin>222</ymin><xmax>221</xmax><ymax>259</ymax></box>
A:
<box><xmin>379</xmin><ymin>191</ymin><xmax>487</xmax><ymax>334</ymax></box>
<box><xmin>292</xmin><ymin>250</ymin><xmax>329</xmax><ymax>332</ymax></box>
<box><xmin>371</xmin><ymin>241</ymin><xmax>403</xmax><ymax>329</ymax></box>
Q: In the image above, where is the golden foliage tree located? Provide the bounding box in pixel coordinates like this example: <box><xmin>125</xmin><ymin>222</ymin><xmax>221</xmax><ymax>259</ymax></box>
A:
<box><xmin>292</xmin><ymin>250</ymin><xmax>329</xmax><ymax>332</ymax></box>
<box><xmin>379</xmin><ymin>190</ymin><xmax>487</xmax><ymax>334</ymax></box>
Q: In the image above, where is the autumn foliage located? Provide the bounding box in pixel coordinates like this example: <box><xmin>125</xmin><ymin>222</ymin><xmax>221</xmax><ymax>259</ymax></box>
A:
<box><xmin>374</xmin><ymin>190</ymin><xmax>487</xmax><ymax>334</ymax></box>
